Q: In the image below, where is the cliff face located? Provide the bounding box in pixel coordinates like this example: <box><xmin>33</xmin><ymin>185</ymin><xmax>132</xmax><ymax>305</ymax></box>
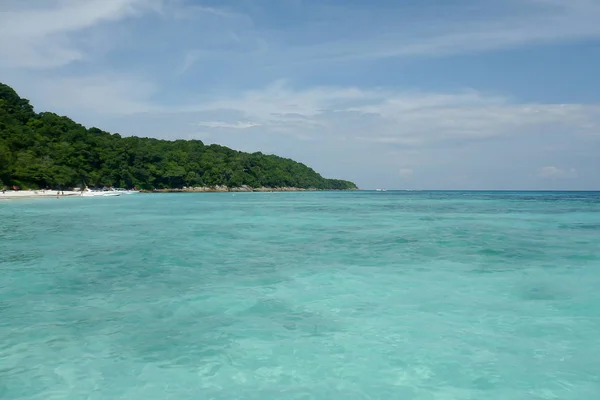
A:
<box><xmin>0</xmin><ymin>82</ymin><xmax>358</xmax><ymax>191</ymax></box>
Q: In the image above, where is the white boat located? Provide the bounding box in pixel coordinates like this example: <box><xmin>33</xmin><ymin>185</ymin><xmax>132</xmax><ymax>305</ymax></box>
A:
<box><xmin>81</xmin><ymin>188</ymin><xmax>120</xmax><ymax>197</ymax></box>
<box><xmin>81</xmin><ymin>188</ymin><xmax>104</xmax><ymax>197</ymax></box>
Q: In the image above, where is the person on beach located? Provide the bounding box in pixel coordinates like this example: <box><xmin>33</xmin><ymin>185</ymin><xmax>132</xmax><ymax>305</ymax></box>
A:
<box><xmin>57</xmin><ymin>191</ymin><xmax>60</xmax><ymax>199</ymax></box>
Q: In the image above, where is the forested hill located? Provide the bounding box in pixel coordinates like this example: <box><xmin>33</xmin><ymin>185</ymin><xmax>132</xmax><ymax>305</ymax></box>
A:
<box><xmin>0</xmin><ymin>83</ymin><xmax>357</xmax><ymax>191</ymax></box>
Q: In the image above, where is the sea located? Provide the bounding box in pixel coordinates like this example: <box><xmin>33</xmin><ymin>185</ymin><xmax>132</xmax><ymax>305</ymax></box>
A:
<box><xmin>1</xmin><ymin>191</ymin><xmax>599</xmax><ymax>399</ymax></box>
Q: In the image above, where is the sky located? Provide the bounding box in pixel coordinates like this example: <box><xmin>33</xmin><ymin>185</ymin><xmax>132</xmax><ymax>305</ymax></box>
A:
<box><xmin>1</xmin><ymin>0</ymin><xmax>599</xmax><ymax>190</ymax></box>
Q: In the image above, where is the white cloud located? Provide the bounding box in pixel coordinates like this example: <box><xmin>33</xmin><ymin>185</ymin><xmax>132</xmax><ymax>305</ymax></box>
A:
<box><xmin>3</xmin><ymin>0</ymin><xmax>600</xmax><ymax>72</ymax></box>
<box><xmin>185</xmin><ymin>83</ymin><xmax>600</xmax><ymax>147</ymax></box>
<box><xmin>537</xmin><ymin>166</ymin><xmax>578</xmax><ymax>179</ymax></box>
<box><xmin>195</xmin><ymin>80</ymin><xmax>377</xmax><ymax>120</ymax></box>
<box><xmin>0</xmin><ymin>0</ymin><xmax>162</xmax><ymax>68</ymax></box>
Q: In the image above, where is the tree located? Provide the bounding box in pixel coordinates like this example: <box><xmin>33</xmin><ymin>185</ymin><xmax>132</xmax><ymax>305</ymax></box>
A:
<box><xmin>0</xmin><ymin>82</ymin><xmax>358</xmax><ymax>190</ymax></box>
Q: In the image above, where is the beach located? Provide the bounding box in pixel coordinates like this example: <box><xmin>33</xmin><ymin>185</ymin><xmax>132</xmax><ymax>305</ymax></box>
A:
<box><xmin>0</xmin><ymin>190</ymin><xmax>81</xmax><ymax>200</ymax></box>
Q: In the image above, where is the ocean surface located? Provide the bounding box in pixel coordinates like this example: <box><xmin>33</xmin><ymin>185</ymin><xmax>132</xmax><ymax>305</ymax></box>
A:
<box><xmin>1</xmin><ymin>191</ymin><xmax>600</xmax><ymax>399</ymax></box>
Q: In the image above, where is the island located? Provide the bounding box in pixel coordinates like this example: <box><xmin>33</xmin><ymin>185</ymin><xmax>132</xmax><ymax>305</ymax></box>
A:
<box><xmin>0</xmin><ymin>83</ymin><xmax>357</xmax><ymax>192</ymax></box>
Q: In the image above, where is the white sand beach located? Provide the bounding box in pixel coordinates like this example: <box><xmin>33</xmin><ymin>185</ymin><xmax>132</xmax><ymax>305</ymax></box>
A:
<box><xmin>0</xmin><ymin>190</ymin><xmax>81</xmax><ymax>200</ymax></box>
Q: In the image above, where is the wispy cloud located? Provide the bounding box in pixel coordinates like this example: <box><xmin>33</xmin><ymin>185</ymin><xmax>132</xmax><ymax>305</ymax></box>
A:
<box><xmin>171</xmin><ymin>3</ymin><xmax>239</xmax><ymax>19</ymax></box>
<box><xmin>0</xmin><ymin>0</ymin><xmax>162</xmax><ymax>68</ymax></box>
<box><xmin>4</xmin><ymin>0</ymin><xmax>599</xmax><ymax>74</ymax></box>
<box><xmin>195</xmin><ymin>121</ymin><xmax>261</xmax><ymax>129</ymax></box>
<box><xmin>178</xmin><ymin>50</ymin><xmax>203</xmax><ymax>74</ymax></box>
<box><xmin>259</xmin><ymin>0</ymin><xmax>600</xmax><ymax>66</ymax></box>
<box><xmin>186</xmin><ymin>83</ymin><xmax>600</xmax><ymax>146</ymax></box>
<box><xmin>160</xmin><ymin>0</ymin><xmax>600</xmax><ymax>90</ymax></box>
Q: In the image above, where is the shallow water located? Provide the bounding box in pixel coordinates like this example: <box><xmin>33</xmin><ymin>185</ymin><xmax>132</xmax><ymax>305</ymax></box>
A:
<box><xmin>1</xmin><ymin>191</ymin><xmax>599</xmax><ymax>399</ymax></box>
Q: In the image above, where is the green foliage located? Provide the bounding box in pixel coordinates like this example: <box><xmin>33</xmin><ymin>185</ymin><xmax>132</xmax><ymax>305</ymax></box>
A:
<box><xmin>0</xmin><ymin>83</ymin><xmax>357</xmax><ymax>190</ymax></box>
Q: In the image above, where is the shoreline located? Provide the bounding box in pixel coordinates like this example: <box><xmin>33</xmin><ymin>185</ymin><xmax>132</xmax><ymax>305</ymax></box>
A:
<box><xmin>1</xmin><ymin>186</ymin><xmax>358</xmax><ymax>200</ymax></box>
<box><xmin>144</xmin><ymin>185</ymin><xmax>358</xmax><ymax>193</ymax></box>
<box><xmin>0</xmin><ymin>190</ymin><xmax>81</xmax><ymax>200</ymax></box>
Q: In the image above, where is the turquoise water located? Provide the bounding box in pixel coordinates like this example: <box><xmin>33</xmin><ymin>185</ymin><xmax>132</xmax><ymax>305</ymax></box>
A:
<box><xmin>1</xmin><ymin>191</ymin><xmax>600</xmax><ymax>399</ymax></box>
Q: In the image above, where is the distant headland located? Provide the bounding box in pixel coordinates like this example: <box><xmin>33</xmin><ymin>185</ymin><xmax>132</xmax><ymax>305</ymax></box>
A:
<box><xmin>0</xmin><ymin>83</ymin><xmax>357</xmax><ymax>192</ymax></box>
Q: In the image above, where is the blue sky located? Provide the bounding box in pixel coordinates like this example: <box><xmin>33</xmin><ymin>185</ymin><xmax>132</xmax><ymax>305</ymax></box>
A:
<box><xmin>1</xmin><ymin>0</ymin><xmax>599</xmax><ymax>189</ymax></box>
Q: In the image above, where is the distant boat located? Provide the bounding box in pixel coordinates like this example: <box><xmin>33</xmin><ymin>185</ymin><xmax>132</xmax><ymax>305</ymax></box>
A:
<box><xmin>375</xmin><ymin>189</ymin><xmax>387</xmax><ymax>192</ymax></box>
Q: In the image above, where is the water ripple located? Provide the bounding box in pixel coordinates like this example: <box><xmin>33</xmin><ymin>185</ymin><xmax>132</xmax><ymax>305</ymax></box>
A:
<box><xmin>1</xmin><ymin>191</ymin><xmax>599</xmax><ymax>399</ymax></box>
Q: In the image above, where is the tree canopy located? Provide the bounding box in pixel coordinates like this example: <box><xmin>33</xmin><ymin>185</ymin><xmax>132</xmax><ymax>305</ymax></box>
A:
<box><xmin>0</xmin><ymin>83</ymin><xmax>357</xmax><ymax>191</ymax></box>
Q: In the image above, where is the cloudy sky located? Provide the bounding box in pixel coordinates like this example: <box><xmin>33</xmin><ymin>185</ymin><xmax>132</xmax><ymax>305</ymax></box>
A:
<box><xmin>1</xmin><ymin>0</ymin><xmax>599</xmax><ymax>190</ymax></box>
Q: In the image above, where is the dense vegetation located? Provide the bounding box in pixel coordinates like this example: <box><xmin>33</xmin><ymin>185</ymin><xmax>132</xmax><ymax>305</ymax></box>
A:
<box><xmin>0</xmin><ymin>83</ymin><xmax>356</xmax><ymax>191</ymax></box>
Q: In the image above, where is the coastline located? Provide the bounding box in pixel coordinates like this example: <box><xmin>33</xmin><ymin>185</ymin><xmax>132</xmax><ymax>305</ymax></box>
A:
<box><xmin>144</xmin><ymin>185</ymin><xmax>359</xmax><ymax>193</ymax></box>
<box><xmin>0</xmin><ymin>190</ymin><xmax>81</xmax><ymax>200</ymax></box>
<box><xmin>0</xmin><ymin>190</ymin><xmax>81</xmax><ymax>201</ymax></box>
<box><xmin>1</xmin><ymin>186</ymin><xmax>359</xmax><ymax>200</ymax></box>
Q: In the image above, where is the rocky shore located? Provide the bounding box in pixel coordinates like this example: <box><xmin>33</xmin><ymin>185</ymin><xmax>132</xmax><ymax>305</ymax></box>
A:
<box><xmin>144</xmin><ymin>185</ymin><xmax>357</xmax><ymax>193</ymax></box>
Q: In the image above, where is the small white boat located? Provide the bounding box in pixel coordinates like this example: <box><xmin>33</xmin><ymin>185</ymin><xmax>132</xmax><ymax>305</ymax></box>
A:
<box><xmin>81</xmin><ymin>188</ymin><xmax>104</xmax><ymax>197</ymax></box>
<box><xmin>81</xmin><ymin>188</ymin><xmax>120</xmax><ymax>197</ymax></box>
